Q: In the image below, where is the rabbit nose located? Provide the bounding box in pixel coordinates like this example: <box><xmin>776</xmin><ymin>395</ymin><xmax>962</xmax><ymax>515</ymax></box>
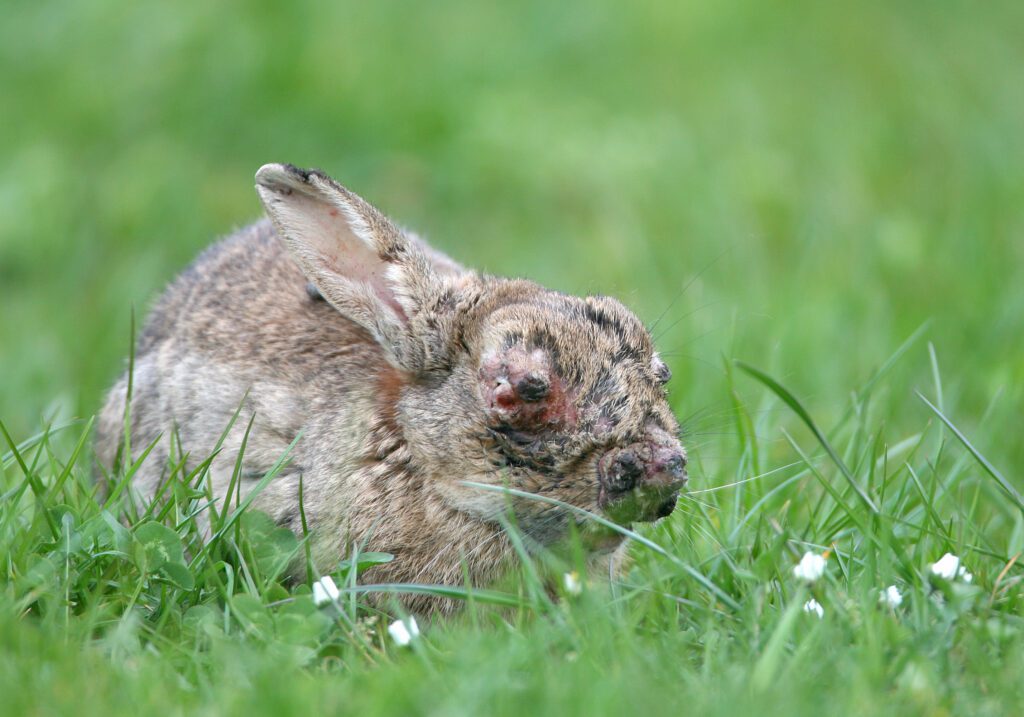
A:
<box><xmin>605</xmin><ymin>450</ymin><xmax>644</xmax><ymax>493</ymax></box>
<box><xmin>648</xmin><ymin>445</ymin><xmax>688</xmax><ymax>488</ymax></box>
<box><xmin>599</xmin><ymin>444</ymin><xmax>687</xmax><ymax>524</ymax></box>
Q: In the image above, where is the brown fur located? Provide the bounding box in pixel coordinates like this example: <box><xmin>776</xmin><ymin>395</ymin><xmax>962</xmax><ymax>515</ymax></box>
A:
<box><xmin>95</xmin><ymin>164</ymin><xmax>687</xmax><ymax>613</ymax></box>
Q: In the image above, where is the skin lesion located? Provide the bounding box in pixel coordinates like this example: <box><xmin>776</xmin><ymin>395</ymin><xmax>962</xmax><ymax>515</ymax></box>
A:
<box><xmin>480</xmin><ymin>345</ymin><xmax>578</xmax><ymax>432</ymax></box>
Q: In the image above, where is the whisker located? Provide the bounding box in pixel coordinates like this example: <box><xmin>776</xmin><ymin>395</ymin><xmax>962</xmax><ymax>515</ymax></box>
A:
<box><xmin>648</xmin><ymin>249</ymin><xmax>730</xmax><ymax>335</ymax></box>
<box><xmin>684</xmin><ymin>461</ymin><xmax>803</xmax><ymax>494</ymax></box>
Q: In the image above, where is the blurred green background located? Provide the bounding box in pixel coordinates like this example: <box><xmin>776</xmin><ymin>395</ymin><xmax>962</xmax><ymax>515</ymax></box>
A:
<box><xmin>2</xmin><ymin>0</ymin><xmax>1022</xmax><ymax>475</ymax></box>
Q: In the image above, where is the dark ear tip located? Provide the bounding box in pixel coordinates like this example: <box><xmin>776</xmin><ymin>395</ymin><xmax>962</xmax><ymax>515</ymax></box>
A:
<box><xmin>257</xmin><ymin>164</ymin><xmax>350</xmax><ymax>205</ymax></box>
<box><xmin>256</xmin><ymin>163</ymin><xmax>297</xmax><ymax>192</ymax></box>
<box><xmin>256</xmin><ymin>163</ymin><xmax>319</xmax><ymax>194</ymax></box>
<box><xmin>280</xmin><ymin>163</ymin><xmax>312</xmax><ymax>181</ymax></box>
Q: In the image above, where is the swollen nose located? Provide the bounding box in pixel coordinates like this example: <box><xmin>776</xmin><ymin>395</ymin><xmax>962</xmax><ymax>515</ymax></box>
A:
<box><xmin>606</xmin><ymin>450</ymin><xmax>644</xmax><ymax>492</ymax></box>
<box><xmin>648</xmin><ymin>445</ymin><xmax>687</xmax><ymax>489</ymax></box>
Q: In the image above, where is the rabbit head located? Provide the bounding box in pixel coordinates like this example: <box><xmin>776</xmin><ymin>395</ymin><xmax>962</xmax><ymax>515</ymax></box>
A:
<box><xmin>256</xmin><ymin>164</ymin><xmax>686</xmax><ymax>553</ymax></box>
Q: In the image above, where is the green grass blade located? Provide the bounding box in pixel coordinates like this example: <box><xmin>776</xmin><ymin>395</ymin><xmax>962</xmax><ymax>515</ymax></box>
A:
<box><xmin>0</xmin><ymin>419</ymin><xmax>60</xmax><ymax>539</ymax></box>
<box><xmin>735</xmin><ymin>361</ymin><xmax>879</xmax><ymax>514</ymax></box>
<box><xmin>915</xmin><ymin>390</ymin><xmax>1023</xmax><ymax>514</ymax></box>
<box><xmin>461</xmin><ymin>480</ymin><xmax>740</xmax><ymax>611</ymax></box>
<box><xmin>331</xmin><ymin>583</ymin><xmax>526</xmax><ymax>608</ymax></box>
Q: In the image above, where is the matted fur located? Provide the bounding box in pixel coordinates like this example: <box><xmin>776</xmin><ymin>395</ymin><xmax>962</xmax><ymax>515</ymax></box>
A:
<box><xmin>95</xmin><ymin>164</ymin><xmax>687</xmax><ymax>613</ymax></box>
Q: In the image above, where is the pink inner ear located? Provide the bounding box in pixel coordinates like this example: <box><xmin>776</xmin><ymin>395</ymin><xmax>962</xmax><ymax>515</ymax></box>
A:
<box><xmin>307</xmin><ymin>205</ymin><xmax>409</xmax><ymax>321</ymax></box>
<box><xmin>480</xmin><ymin>347</ymin><xmax>577</xmax><ymax>430</ymax></box>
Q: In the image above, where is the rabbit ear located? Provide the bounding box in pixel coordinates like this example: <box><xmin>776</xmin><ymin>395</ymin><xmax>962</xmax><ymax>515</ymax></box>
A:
<box><xmin>256</xmin><ymin>163</ymin><xmax>459</xmax><ymax>371</ymax></box>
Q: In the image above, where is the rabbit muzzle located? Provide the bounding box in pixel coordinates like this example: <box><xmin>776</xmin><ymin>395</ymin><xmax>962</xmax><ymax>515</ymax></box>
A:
<box><xmin>597</xmin><ymin>436</ymin><xmax>687</xmax><ymax>524</ymax></box>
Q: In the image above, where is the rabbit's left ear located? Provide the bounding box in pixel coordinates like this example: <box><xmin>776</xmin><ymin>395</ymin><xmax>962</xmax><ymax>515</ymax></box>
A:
<box><xmin>256</xmin><ymin>163</ymin><xmax>463</xmax><ymax>372</ymax></box>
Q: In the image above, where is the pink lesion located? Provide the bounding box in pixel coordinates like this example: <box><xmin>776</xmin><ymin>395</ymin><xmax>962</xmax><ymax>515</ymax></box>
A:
<box><xmin>479</xmin><ymin>345</ymin><xmax>577</xmax><ymax>431</ymax></box>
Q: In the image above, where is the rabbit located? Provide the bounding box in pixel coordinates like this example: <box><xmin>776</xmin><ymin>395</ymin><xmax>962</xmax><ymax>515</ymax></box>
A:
<box><xmin>95</xmin><ymin>164</ymin><xmax>687</xmax><ymax>613</ymax></box>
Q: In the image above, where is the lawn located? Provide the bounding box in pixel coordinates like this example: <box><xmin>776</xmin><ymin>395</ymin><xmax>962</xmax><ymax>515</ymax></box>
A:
<box><xmin>2</xmin><ymin>0</ymin><xmax>1023</xmax><ymax>714</ymax></box>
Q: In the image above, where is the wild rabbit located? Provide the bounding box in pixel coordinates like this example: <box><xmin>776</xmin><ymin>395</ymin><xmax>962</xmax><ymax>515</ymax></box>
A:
<box><xmin>95</xmin><ymin>164</ymin><xmax>687</xmax><ymax>612</ymax></box>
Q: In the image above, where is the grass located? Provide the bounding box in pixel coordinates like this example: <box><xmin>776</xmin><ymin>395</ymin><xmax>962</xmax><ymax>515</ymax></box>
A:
<box><xmin>2</xmin><ymin>0</ymin><xmax>1024</xmax><ymax>714</ymax></box>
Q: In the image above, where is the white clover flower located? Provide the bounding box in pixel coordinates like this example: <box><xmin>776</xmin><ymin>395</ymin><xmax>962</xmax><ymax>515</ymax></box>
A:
<box><xmin>802</xmin><ymin>598</ymin><xmax>824</xmax><ymax>618</ymax></box>
<box><xmin>563</xmin><ymin>571</ymin><xmax>582</xmax><ymax>596</ymax></box>
<box><xmin>312</xmin><ymin>576</ymin><xmax>340</xmax><ymax>606</ymax></box>
<box><xmin>387</xmin><ymin>616</ymin><xmax>420</xmax><ymax>647</ymax></box>
<box><xmin>880</xmin><ymin>584</ymin><xmax>903</xmax><ymax>608</ymax></box>
<box><xmin>929</xmin><ymin>553</ymin><xmax>973</xmax><ymax>582</ymax></box>
<box><xmin>793</xmin><ymin>551</ymin><xmax>827</xmax><ymax>582</ymax></box>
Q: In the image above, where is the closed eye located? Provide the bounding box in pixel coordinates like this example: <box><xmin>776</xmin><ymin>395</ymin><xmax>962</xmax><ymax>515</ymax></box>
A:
<box><xmin>652</xmin><ymin>355</ymin><xmax>671</xmax><ymax>384</ymax></box>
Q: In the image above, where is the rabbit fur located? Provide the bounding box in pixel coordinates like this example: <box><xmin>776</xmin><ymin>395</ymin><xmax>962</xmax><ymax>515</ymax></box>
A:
<box><xmin>95</xmin><ymin>164</ymin><xmax>687</xmax><ymax>612</ymax></box>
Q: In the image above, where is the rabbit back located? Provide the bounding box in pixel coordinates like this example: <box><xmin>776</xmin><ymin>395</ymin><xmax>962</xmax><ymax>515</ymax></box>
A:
<box><xmin>95</xmin><ymin>219</ymin><xmax>382</xmax><ymax>523</ymax></box>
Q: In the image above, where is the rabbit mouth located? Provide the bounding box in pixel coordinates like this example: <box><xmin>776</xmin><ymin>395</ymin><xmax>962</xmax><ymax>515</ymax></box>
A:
<box><xmin>600</xmin><ymin>486</ymin><xmax>682</xmax><ymax>526</ymax></box>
